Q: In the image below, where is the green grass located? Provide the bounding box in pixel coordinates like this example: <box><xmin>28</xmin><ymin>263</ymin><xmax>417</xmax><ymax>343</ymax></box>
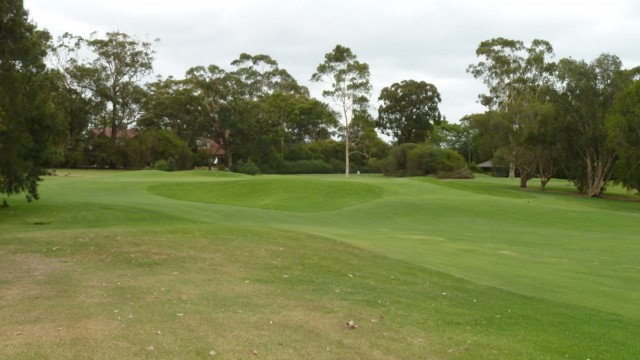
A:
<box><xmin>148</xmin><ymin>177</ymin><xmax>384</xmax><ymax>212</ymax></box>
<box><xmin>1</xmin><ymin>170</ymin><xmax>639</xmax><ymax>359</ymax></box>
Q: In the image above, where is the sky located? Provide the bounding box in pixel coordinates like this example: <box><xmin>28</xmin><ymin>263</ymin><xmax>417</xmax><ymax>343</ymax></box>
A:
<box><xmin>23</xmin><ymin>0</ymin><xmax>640</xmax><ymax>123</ymax></box>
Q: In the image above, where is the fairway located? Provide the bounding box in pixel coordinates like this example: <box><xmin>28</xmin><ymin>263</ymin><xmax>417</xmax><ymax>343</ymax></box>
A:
<box><xmin>1</xmin><ymin>170</ymin><xmax>639</xmax><ymax>359</ymax></box>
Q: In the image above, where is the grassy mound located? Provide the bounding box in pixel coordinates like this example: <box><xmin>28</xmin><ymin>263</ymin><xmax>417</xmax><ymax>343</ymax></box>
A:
<box><xmin>148</xmin><ymin>177</ymin><xmax>384</xmax><ymax>212</ymax></box>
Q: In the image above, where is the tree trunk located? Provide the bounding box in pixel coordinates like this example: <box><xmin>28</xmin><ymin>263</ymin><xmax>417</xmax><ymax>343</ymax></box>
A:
<box><xmin>509</xmin><ymin>162</ymin><xmax>516</xmax><ymax>179</ymax></box>
<box><xmin>110</xmin><ymin>103</ymin><xmax>119</xmax><ymax>140</ymax></box>
<box><xmin>226</xmin><ymin>151</ymin><xmax>233</xmax><ymax>169</ymax></box>
<box><xmin>585</xmin><ymin>151</ymin><xmax>615</xmax><ymax>197</ymax></box>
<box><xmin>345</xmin><ymin>127</ymin><xmax>350</xmax><ymax>177</ymax></box>
<box><xmin>540</xmin><ymin>177</ymin><xmax>550</xmax><ymax>191</ymax></box>
<box><xmin>519</xmin><ymin>173</ymin><xmax>529</xmax><ymax>188</ymax></box>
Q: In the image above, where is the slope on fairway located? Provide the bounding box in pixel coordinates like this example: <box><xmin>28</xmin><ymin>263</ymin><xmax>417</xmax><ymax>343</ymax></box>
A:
<box><xmin>1</xmin><ymin>222</ymin><xmax>639</xmax><ymax>359</ymax></box>
<box><xmin>148</xmin><ymin>177</ymin><xmax>384</xmax><ymax>212</ymax></box>
<box><xmin>2</xmin><ymin>170</ymin><xmax>639</xmax><ymax>358</ymax></box>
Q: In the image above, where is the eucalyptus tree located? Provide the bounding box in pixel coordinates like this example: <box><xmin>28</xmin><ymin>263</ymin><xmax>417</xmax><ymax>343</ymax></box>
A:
<box><xmin>607</xmin><ymin>79</ymin><xmax>640</xmax><ymax>193</ymax></box>
<box><xmin>0</xmin><ymin>0</ymin><xmax>66</xmax><ymax>205</ymax></box>
<box><xmin>348</xmin><ymin>109</ymin><xmax>385</xmax><ymax>167</ymax></box>
<box><xmin>259</xmin><ymin>92</ymin><xmax>337</xmax><ymax>162</ymax></box>
<box><xmin>230</xmin><ymin>53</ymin><xmax>307</xmax><ymax>99</ymax></box>
<box><xmin>468</xmin><ymin>37</ymin><xmax>556</xmax><ymax>187</ymax></box>
<box><xmin>377</xmin><ymin>80</ymin><xmax>443</xmax><ymax>144</ymax></box>
<box><xmin>56</xmin><ymin>31</ymin><xmax>157</xmax><ymax>140</ymax></box>
<box><xmin>184</xmin><ymin>65</ymin><xmax>242</xmax><ymax>167</ymax></box>
<box><xmin>230</xmin><ymin>53</ymin><xmax>321</xmax><ymax>167</ymax></box>
<box><xmin>554</xmin><ymin>54</ymin><xmax>630</xmax><ymax>197</ymax></box>
<box><xmin>139</xmin><ymin>76</ymin><xmax>206</xmax><ymax>149</ymax></box>
<box><xmin>311</xmin><ymin>45</ymin><xmax>372</xmax><ymax>176</ymax></box>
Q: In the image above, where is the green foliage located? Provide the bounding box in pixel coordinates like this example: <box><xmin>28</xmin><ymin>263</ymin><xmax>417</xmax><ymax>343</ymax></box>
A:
<box><xmin>153</xmin><ymin>159</ymin><xmax>168</xmax><ymax>171</ymax></box>
<box><xmin>276</xmin><ymin>160</ymin><xmax>333</xmax><ymax>174</ymax></box>
<box><xmin>139</xmin><ymin>76</ymin><xmax>207</xmax><ymax>149</ymax></box>
<box><xmin>435</xmin><ymin>168</ymin><xmax>475</xmax><ymax>179</ymax></box>
<box><xmin>383</xmin><ymin>143</ymin><xmax>466</xmax><ymax>177</ymax></box>
<box><xmin>377</xmin><ymin>79</ymin><xmax>443</xmax><ymax>144</ymax></box>
<box><xmin>166</xmin><ymin>157</ymin><xmax>177</xmax><ymax>172</ymax></box>
<box><xmin>0</xmin><ymin>1</ymin><xmax>66</xmax><ymax>204</ymax></box>
<box><xmin>467</xmin><ymin>37</ymin><xmax>555</xmax><ymax>111</ymax></box>
<box><xmin>128</xmin><ymin>129</ymin><xmax>193</xmax><ymax>170</ymax></box>
<box><xmin>381</xmin><ymin>143</ymin><xmax>418</xmax><ymax>176</ymax></box>
<box><xmin>234</xmin><ymin>159</ymin><xmax>260</xmax><ymax>175</ymax></box>
<box><xmin>152</xmin><ymin>157</ymin><xmax>177</xmax><ymax>172</ymax></box>
<box><xmin>58</xmin><ymin>31</ymin><xmax>157</xmax><ymax>138</ymax></box>
<box><xmin>554</xmin><ymin>54</ymin><xmax>628</xmax><ymax>196</ymax></box>
<box><xmin>311</xmin><ymin>45</ymin><xmax>372</xmax><ymax>176</ymax></box>
<box><xmin>84</xmin><ymin>134</ymin><xmax>126</xmax><ymax>168</ymax></box>
<box><xmin>607</xmin><ymin>80</ymin><xmax>640</xmax><ymax>193</ymax></box>
<box><xmin>407</xmin><ymin>144</ymin><xmax>467</xmax><ymax>176</ymax></box>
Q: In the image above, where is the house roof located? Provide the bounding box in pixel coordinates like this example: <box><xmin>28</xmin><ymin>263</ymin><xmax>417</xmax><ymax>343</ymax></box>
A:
<box><xmin>477</xmin><ymin>159</ymin><xmax>493</xmax><ymax>168</ymax></box>
<box><xmin>207</xmin><ymin>141</ymin><xmax>226</xmax><ymax>156</ymax></box>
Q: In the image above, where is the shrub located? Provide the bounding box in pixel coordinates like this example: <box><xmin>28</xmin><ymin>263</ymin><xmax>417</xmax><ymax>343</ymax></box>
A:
<box><xmin>166</xmin><ymin>157</ymin><xmax>177</xmax><ymax>172</ymax></box>
<box><xmin>436</xmin><ymin>169</ymin><xmax>475</xmax><ymax>179</ymax></box>
<box><xmin>128</xmin><ymin>129</ymin><xmax>194</xmax><ymax>170</ymax></box>
<box><xmin>382</xmin><ymin>143</ymin><xmax>418</xmax><ymax>176</ymax></box>
<box><xmin>467</xmin><ymin>162</ymin><xmax>482</xmax><ymax>173</ymax></box>
<box><xmin>383</xmin><ymin>143</ymin><xmax>467</xmax><ymax>177</ymax></box>
<box><xmin>329</xmin><ymin>159</ymin><xmax>346</xmax><ymax>173</ymax></box>
<box><xmin>235</xmin><ymin>159</ymin><xmax>260</xmax><ymax>175</ymax></box>
<box><xmin>154</xmin><ymin>159</ymin><xmax>169</xmax><ymax>171</ymax></box>
<box><xmin>277</xmin><ymin>160</ymin><xmax>333</xmax><ymax>174</ymax></box>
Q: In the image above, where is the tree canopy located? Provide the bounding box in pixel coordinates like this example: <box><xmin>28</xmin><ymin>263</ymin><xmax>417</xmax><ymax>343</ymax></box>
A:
<box><xmin>0</xmin><ymin>0</ymin><xmax>65</xmax><ymax>206</ymax></box>
<box><xmin>311</xmin><ymin>45</ymin><xmax>372</xmax><ymax>176</ymax></box>
<box><xmin>377</xmin><ymin>80</ymin><xmax>443</xmax><ymax>144</ymax></box>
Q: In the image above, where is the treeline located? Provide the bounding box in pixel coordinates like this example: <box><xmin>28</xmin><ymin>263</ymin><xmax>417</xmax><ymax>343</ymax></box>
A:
<box><xmin>465</xmin><ymin>38</ymin><xmax>640</xmax><ymax>197</ymax></box>
<box><xmin>1</xmin><ymin>0</ymin><xmax>452</xmax><ymax>204</ymax></box>
<box><xmin>50</xmin><ymin>33</ymin><xmax>384</xmax><ymax>174</ymax></box>
<box><xmin>3</xmin><ymin>1</ymin><xmax>640</xmax><ymax>205</ymax></box>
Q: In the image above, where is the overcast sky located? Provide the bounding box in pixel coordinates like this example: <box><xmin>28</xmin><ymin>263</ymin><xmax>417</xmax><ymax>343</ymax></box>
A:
<box><xmin>24</xmin><ymin>0</ymin><xmax>640</xmax><ymax>122</ymax></box>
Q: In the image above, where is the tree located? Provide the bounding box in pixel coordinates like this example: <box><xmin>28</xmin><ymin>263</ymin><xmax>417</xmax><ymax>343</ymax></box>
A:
<box><xmin>139</xmin><ymin>76</ymin><xmax>206</xmax><ymax>149</ymax></box>
<box><xmin>426</xmin><ymin>121</ymin><xmax>470</xmax><ymax>158</ymax></box>
<box><xmin>185</xmin><ymin>64</ymin><xmax>248</xmax><ymax>168</ymax></box>
<box><xmin>258</xmin><ymin>92</ymin><xmax>337</xmax><ymax>162</ymax></box>
<box><xmin>606</xmin><ymin>79</ymin><xmax>640</xmax><ymax>193</ymax></box>
<box><xmin>127</xmin><ymin>129</ymin><xmax>193</xmax><ymax>170</ymax></box>
<box><xmin>311</xmin><ymin>45</ymin><xmax>372</xmax><ymax>177</ymax></box>
<box><xmin>468</xmin><ymin>38</ymin><xmax>556</xmax><ymax>186</ymax></box>
<box><xmin>59</xmin><ymin>31</ymin><xmax>157</xmax><ymax>140</ymax></box>
<box><xmin>0</xmin><ymin>0</ymin><xmax>65</xmax><ymax>206</ymax></box>
<box><xmin>349</xmin><ymin>109</ymin><xmax>388</xmax><ymax>168</ymax></box>
<box><xmin>554</xmin><ymin>54</ymin><xmax>630</xmax><ymax>197</ymax></box>
<box><xmin>382</xmin><ymin>143</ymin><xmax>466</xmax><ymax>177</ymax></box>
<box><xmin>377</xmin><ymin>80</ymin><xmax>443</xmax><ymax>144</ymax></box>
<box><xmin>230</xmin><ymin>53</ymin><xmax>307</xmax><ymax>99</ymax></box>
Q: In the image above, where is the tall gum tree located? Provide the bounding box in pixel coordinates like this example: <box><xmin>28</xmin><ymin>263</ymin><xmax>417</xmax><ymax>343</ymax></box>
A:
<box><xmin>311</xmin><ymin>45</ymin><xmax>372</xmax><ymax>177</ymax></box>
<box><xmin>57</xmin><ymin>31</ymin><xmax>157</xmax><ymax>140</ymax></box>
<box><xmin>607</xmin><ymin>78</ymin><xmax>640</xmax><ymax>193</ymax></box>
<box><xmin>185</xmin><ymin>65</ymin><xmax>237</xmax><ymax>168</ymax></box>
<box><xmin>468</xmin><ymin>38</ymin><xmax>556</xmax><ymax>187</ymax></box>
<box><xmin>555</xmin><ymin>54</ymin><xmax>631</xmax><ymax>197</ymax></box>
